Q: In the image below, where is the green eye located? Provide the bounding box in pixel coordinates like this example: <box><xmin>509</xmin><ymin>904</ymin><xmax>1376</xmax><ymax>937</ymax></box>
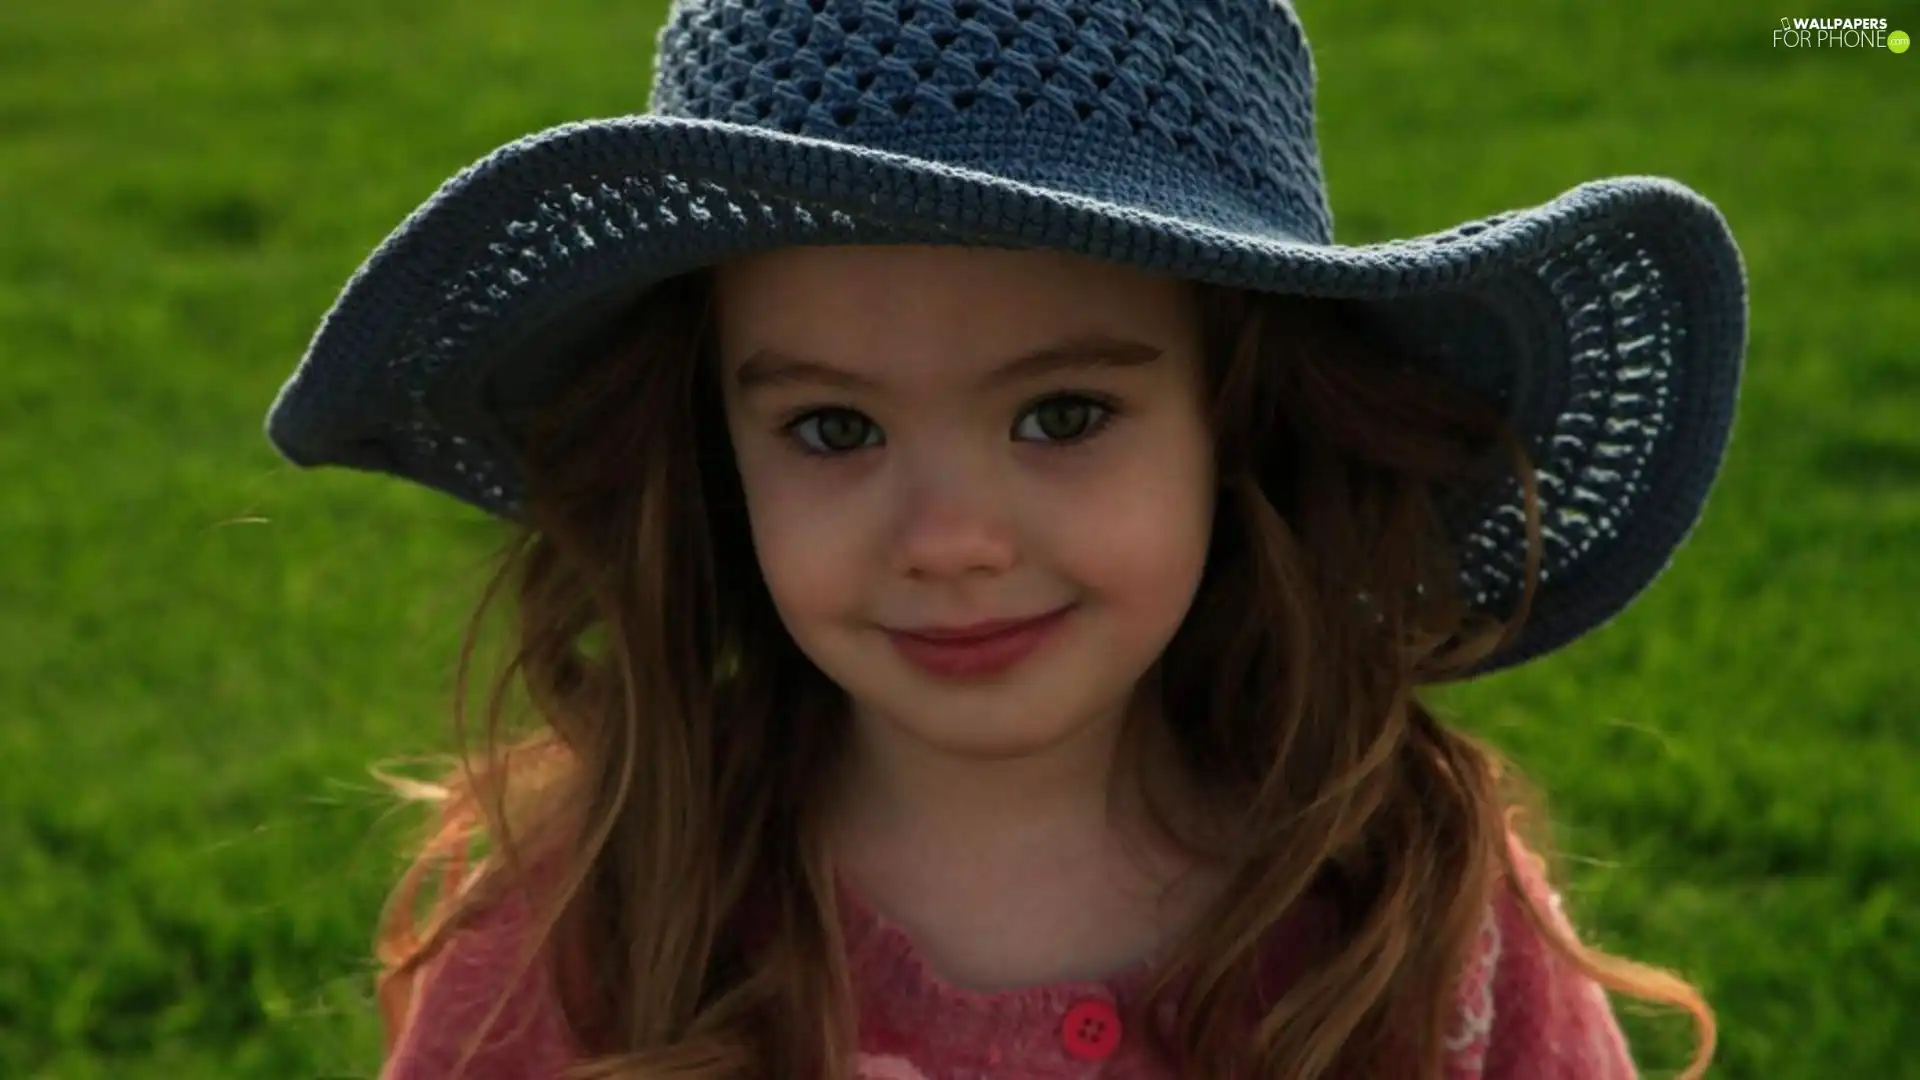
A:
<box><xmin>790</xmin><ymin>408</ymin><xmax>882</xmax><ymax>454</ymax></box>
<box><xmin>1014</xmin><ymin>396</ymin><xmax>1111</xmax><ymax>444</ymax></box>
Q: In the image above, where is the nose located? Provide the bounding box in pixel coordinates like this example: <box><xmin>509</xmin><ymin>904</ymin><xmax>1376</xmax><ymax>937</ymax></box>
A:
<box><xmin>888</xmin><ymin>451</ymin><xmax>1017</xmax><ymax>580</ymax></box>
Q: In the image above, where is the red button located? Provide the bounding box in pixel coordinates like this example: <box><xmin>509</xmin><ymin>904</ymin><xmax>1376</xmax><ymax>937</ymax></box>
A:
<box><xmin>1060</xmin><ymin>998</ymin><xmax>1123</xmax><ymax>1061</ymax></box>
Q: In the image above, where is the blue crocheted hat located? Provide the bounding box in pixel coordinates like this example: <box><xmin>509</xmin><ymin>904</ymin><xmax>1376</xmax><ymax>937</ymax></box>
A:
<box><xmin>264</xmin><ymin>0</ymin><xmax>1746</xmax><ymax>676</ymax></box>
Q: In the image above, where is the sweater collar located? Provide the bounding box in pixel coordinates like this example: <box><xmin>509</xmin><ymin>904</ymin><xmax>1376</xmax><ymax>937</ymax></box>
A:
<box><xmin>832</xmin><ymin>873</ymin><xmax>1332</xmax><ymax>1077</ymax></box>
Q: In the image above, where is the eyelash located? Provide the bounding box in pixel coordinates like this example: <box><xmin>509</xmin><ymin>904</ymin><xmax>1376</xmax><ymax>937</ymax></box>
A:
<box><xmin>780</xmin><ymin>393</ymin><xmax>1123</xmax><ymax>459</ymax></box>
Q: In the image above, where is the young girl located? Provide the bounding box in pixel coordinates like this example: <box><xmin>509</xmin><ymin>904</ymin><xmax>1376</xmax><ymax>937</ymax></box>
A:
<box><xmin>264</xmin><ymin>1</ymin><xmax>1745</xmax><ymax>1078</ymax></box>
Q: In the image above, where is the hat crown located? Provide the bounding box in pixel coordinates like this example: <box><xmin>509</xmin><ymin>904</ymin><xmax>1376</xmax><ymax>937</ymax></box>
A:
<box><xmin>647</xmin><ymin>0</ymin><xmax>1334</xmax><ymax>243</ymax></box>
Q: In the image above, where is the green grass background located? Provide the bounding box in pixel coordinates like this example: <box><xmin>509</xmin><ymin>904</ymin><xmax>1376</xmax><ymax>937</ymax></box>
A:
<box><xmin>3</xmin><ymin>0</ymin><xmax>1915</xmax><ymax>1076</ymax></box>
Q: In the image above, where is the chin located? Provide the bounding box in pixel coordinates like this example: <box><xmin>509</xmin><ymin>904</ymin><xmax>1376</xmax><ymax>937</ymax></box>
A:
<box><xmin>901</xmin><ymin>710</ymin><xmax>1100</xmax><ymax>762</ymax></box>
<box><xmin>861</xmin><ymin>665</ymin><xmax>1141</xmax><ymax>762</ymax></box>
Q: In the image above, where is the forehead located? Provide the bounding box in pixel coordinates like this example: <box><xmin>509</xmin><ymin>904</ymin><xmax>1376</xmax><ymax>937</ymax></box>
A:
<box><xmin>711</xmin><ymin>245</ymin><xmax>1199</xmax><ymax>376</ymax></box>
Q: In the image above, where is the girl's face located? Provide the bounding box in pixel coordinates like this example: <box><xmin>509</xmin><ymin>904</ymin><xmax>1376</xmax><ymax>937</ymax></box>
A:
<box><xmin>714</xmin><ymin>245</ymin><xmax>1215</xmax><ymax>762</ymax></box>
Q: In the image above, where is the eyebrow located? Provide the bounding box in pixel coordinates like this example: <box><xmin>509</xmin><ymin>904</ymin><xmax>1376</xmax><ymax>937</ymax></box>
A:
<box><xmin>732</xmin><ymin>334</ymin><xmax>1166</xmax><ymax>395</ymax></box>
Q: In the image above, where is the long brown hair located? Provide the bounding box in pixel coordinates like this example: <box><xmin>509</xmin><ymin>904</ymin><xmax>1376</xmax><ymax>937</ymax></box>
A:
<box><xmin>371</xmin><ymin>262</ymin><xmax>1714</xmax><ymax>1079</ymax></box>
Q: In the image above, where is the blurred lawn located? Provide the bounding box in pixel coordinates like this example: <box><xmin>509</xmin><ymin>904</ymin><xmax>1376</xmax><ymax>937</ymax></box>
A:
<box><xmin>2</xmin><ymin>1</ymin><xmax>1915</xmax><ymax>1077</ymax></box>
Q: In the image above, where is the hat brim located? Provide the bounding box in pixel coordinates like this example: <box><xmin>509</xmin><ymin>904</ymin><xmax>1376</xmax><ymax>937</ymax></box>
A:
<box><xmin>265</xmin><ymin>115</ymin><xmax>1746</xmax><ymax>677</ymax></box>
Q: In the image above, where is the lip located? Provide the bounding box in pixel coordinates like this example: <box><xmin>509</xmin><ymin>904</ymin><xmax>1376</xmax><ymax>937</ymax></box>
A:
<box><xmin>886</xmin><ymin>605</ymin><xmax>1075</xmax><ymax>679</ymax></box>
<box><xmin>895</xmin><ymin>613</ymin><xmax>1061</xmax><ymax>641</ymax></box>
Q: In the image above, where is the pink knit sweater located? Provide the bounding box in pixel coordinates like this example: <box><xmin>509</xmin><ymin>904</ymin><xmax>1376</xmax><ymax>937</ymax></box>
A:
<box><xmin>382</xmin><ymin>843</ymin><xmax>1636</xmax><ymax>1080</ymax></box>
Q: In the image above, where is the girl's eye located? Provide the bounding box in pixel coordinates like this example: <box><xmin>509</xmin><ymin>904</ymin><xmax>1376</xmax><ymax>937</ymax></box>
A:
<box><xmin>788</xmin><ymin>408</ymin><xmax>883</xmax><ymax>455</ymax></box>
<box><xmin>1013</xmin><ymin>395</ymin><xmax>1113</xmax><ymax>444</ymax></box>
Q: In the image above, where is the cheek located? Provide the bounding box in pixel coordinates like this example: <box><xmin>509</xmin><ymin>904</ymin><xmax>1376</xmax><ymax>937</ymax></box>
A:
<box><xmin>731</xmin><ymin>442</ymin><xmax>870</xmax><ymax>624</ymax></box>
<box><xmin>1048</xmin><ymin>426</ymin><xmax>1215</xmax><ymax>620</ymax></box>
